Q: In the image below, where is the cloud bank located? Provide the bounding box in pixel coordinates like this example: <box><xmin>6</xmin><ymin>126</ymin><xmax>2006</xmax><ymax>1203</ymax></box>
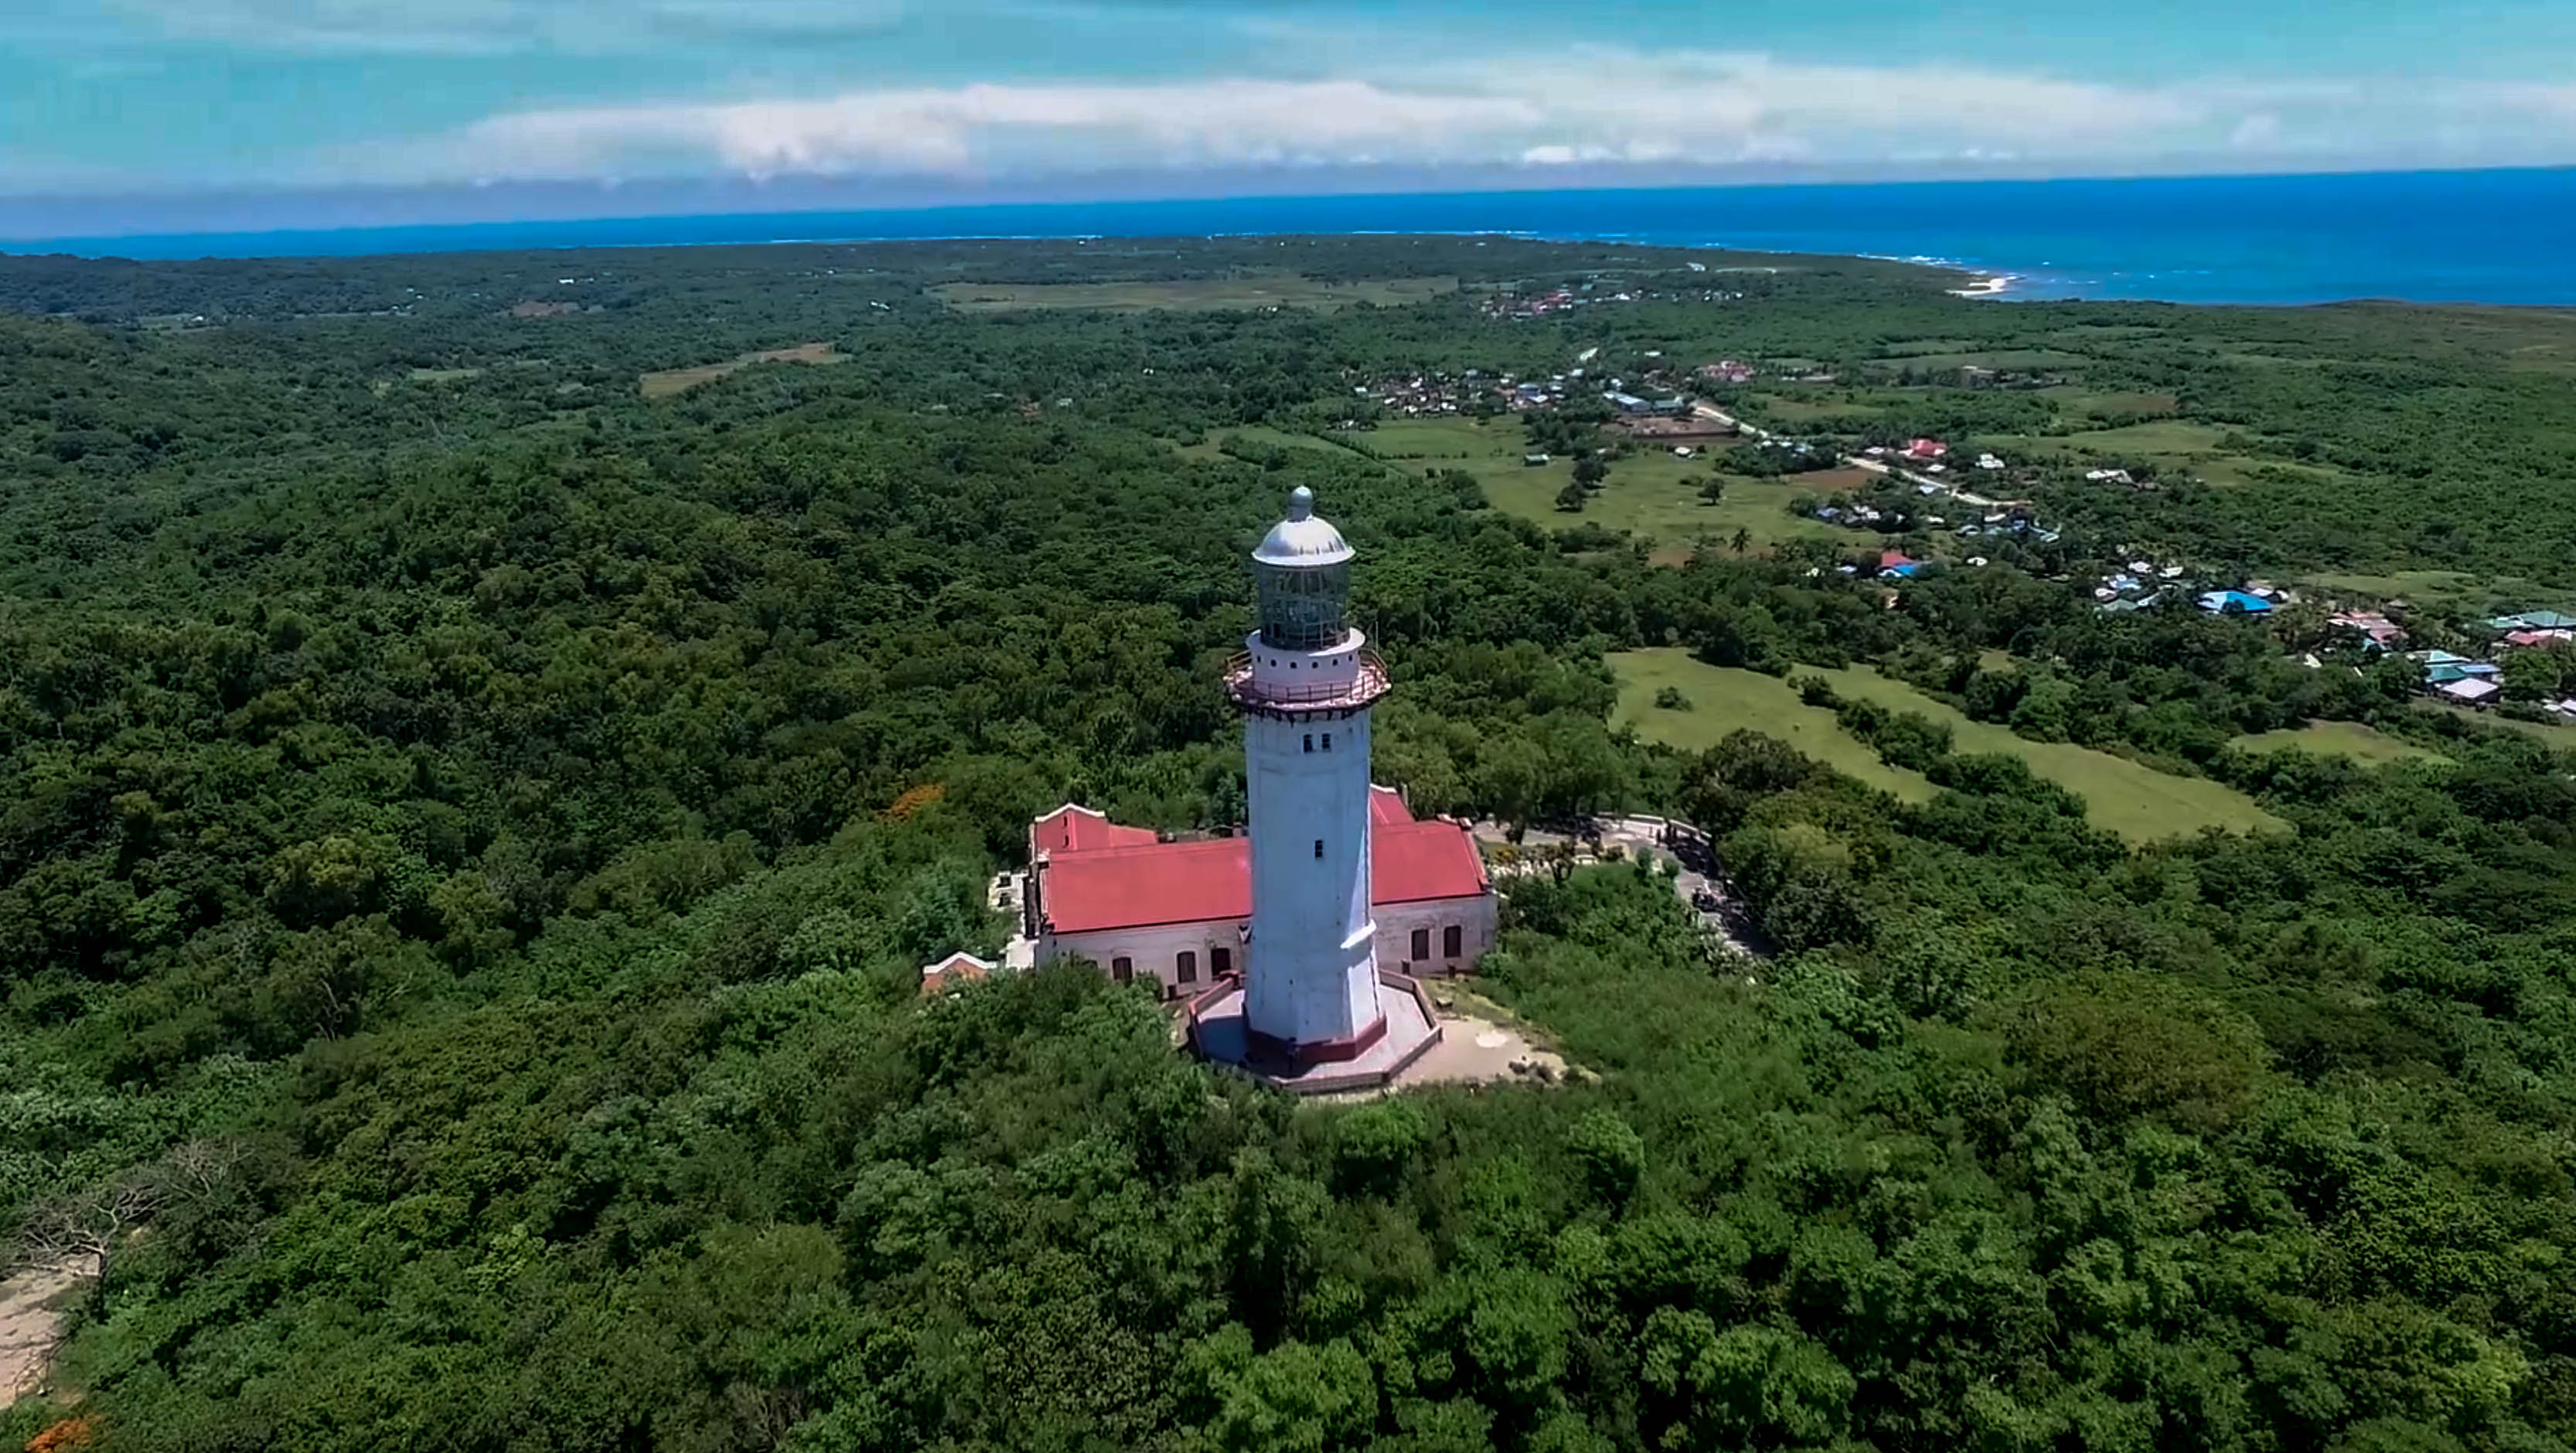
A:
<box><xmin>365</xmin><ymin>53</ymin><xmax>2203</xmax><ymax>183</ymax></box>
<box><xmin>98</xmin><ymin>0</ymin><xmax>908</xmax><ymax>55</ymax></box>
<box><xmin>336</xmin><ymin>49</ymin><xmax>2574</xmax><ymax>187</ymax></box>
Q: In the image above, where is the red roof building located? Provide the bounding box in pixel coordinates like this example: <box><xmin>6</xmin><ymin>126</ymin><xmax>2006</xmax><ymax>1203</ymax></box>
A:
<box><xmin>1025</xmin><ymin>788</ymin><xmax>1497</xmax><ymax>993</ymax></box>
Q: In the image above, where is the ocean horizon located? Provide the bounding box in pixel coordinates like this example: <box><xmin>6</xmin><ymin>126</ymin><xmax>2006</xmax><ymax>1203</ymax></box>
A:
<box><xmin>9</xmin><ymin>167</ymin><xmax>2576</xmax><ymax>307</ymax></box>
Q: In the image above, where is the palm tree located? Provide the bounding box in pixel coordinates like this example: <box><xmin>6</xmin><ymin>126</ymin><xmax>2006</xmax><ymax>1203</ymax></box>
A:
<box><xmin>1730</xmin><ymin>527</ymin><xmax>1753</xmax><ymax>556</ymax></box>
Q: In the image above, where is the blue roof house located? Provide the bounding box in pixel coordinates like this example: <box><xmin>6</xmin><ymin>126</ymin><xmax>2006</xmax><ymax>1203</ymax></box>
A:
<box><xmin>2196</xmin><ymin>590</ymin><xmax>2274</xmax><ymax>615</ymax></box>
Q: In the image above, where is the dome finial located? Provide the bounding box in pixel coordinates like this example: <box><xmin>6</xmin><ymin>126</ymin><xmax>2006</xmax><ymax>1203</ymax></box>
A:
<box><xmin>1286</xmin><ymin>486</ymin><xmax>1314</xmax><ymax>521</ymax></box>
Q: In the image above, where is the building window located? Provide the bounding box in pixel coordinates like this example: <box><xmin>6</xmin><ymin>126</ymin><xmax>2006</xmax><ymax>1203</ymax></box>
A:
<box><xmin>1444</xmin><ymin>925</ymin><xmax>1463</xmax><ymax>958</ymax></box>
<box><xmin>1410</xmin><ymin>927</ymin><xmax>1430</xmax><ymax>961</ymax></box>
<box><xmin>1321</xmin><ymin>732</ymin><xmax>1332</xmax><ymax>751</ymax></box>
<box><xmin>1212</xmin><ymin>947</ymin><xmax>1232</xmax><ymax>975</ymax></box>
<box><xmin>1111</xmin><ymin>955</ymin><xmax>1133</xmax><ymax>985</ymax></box>
<box><xmin>1177</xmin><ymin>951</ymin><xmax>1197</xmax><ymax>985</ymax></box>
<box><xmin>1314</xmin><ymin>839</ymin><xmax>1324</xmax><ymax>859</ymax></box>
<box><xmin>1303</xmin><ymin>733</ymin><xmax>1314</xmax><ymax>753</ymax></box>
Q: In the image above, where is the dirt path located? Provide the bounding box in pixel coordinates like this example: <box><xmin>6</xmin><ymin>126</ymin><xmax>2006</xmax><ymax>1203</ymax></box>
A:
<box><xmin>0</xmin><ymin>1260</ymin><xmax>84</xmax><ymax>1408</ymax></box>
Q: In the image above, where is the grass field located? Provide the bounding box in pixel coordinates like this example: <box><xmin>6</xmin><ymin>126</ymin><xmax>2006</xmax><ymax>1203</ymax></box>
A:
<box><xmin>2232</xmin><ymin>720</ymin><xmax>2452</xmax><ymax>765</ymax></box>
<box><xmin>2421</xmin><ymin>703</ymin><xmax>2576</xmax><ymax>747</ymax></box>
<box><xmin>2039</xmin><ymin>388</ymin><xmax>2182</xmax><ymax>420</ymax></box>
<box><xmin>930</xmin><ymin>273</ymin><xmax>1456</xmax><ymax>312</ymax></box>
<box><xmin>1358</xmin><ymin>417</ymin><xmax>1843</xmax><ymax>552</ymax></box>
<box><xmin>1610</xmin><ymin>650</ymin><xmax>1935</xmax><ymax>801</ymax></box>
<box><xmin>640</xmin><ymin>342</ymin><xmax>849</xmax><ymax>399</ymax></box>
<box><xmin>1876</xmin><ymin>349</ymin><xmax>2089</xmax><ymax>372</ymax></box>
<box><xmin>1750</xmin><ymin>394</ymin><xmax>1883</xmax><ymax>422</ymax></box>
<box><xmin>1612</xmin><ymin>650</ymin><xmax>2285</xmax><ymax>842</ymax></box>
<box><xmin>1988</xmin><ymin>418</ymin><xmax>2299</xmax><ymax>488</ymax></box>
<box><xmin>2305</xmin><ymin>568</ymin><xmax>2576</xmax><ymax>614</ymax></box>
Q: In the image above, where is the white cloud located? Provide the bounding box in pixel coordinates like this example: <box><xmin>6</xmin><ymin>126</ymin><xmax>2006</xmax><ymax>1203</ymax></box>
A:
<box><xmin>97</xmin><ymin>0</ymin><xmax>908</xmax><ymax>55</ymax></box>
<box><xmin>371</xmin><ymin>49</ymin><xmax>2271</xmax><ymax>183</ymax></box>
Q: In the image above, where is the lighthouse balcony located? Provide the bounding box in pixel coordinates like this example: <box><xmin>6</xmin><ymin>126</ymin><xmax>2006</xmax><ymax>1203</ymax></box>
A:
<box><xmin>1225</xmin><ymin>648</ymin><xmax>1390</xmax><ymax>715</ymax></box>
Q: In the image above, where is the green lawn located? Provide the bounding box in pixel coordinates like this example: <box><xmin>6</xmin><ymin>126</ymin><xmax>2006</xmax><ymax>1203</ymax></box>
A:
<box><xmin>1361</xmin><ymin>417</ymin><xmax>1842</xmax><ymax>552</ymax></box>
<box><xmin>1875</xmin><ymin>349</ymin><xmax>2089</xmax><ymax>372</ymax></box>
<box><xmin>2232</xmin><ymin>721</ymin><xmax>2452</xmax><ymax>765</ymax></box>
<box><xmin>2421</xmin><ymin>702</ymin><xmax>2576</xmax><ymax>747</ymax></box>
<box><xmin>2305</xmin><ymin>568</ymin><xmax>2576</xmax><ymax>616</ymax></box>
<box><xmin>1613</xmin><ymin>651</ymin><xmax>2285</xmax><ymax>842</ymax></box>
<box><xmin>1611</xmin><ymin>650</ymin><xmax>1935</xmax><ymax>802</ymax></box>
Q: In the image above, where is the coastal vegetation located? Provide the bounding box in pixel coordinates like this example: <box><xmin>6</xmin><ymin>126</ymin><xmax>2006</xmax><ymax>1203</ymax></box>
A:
<box><xmin>5</xmin><ymin>235</ymin><xmax>2576</xmax><ymax>1453</ymax></box>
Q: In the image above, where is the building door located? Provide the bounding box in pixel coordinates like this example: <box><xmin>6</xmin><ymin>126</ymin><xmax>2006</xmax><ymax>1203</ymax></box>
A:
<box><xmin>1111</xmin><ymin>956</ymin><xmax>1133</xmax><ymax>985</ymax></box>
<box><xmin>1444</xmin><ymin>925</ymin><xmax>1463</xmax><ymax>959</ymax></box>
<box><xmin>1212</xmin><ymin>947</ymin><xmax>1232</xmax><ymax>975</ymax></box>
<box><xmin>1410</xmin><ymin>927</ymin><xmax>1430</xmax><ymax>962</ymax></box>
<box><xmin>1177</xmin><ymin>951</ymin><xmax>1197</xmax><ymax>985</ymax></box>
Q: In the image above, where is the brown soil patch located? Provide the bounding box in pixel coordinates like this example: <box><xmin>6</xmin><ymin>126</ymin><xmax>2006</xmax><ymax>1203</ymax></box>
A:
<box><xmin>1</xmin><ymin>1260</ymin><xmax>85</xmax><ymax>1408</ymax></box>
<box><xmin>640</xmin><ymin>342</ymin><xmax>850</xmax><ymax>399</ymax></box>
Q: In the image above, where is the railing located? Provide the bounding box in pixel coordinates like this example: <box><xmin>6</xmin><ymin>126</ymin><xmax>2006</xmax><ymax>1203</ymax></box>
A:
<box><xmin>1224</xmin><ymin>649</ymin><xmax>1391</xmax><ymax>711</ymax></box>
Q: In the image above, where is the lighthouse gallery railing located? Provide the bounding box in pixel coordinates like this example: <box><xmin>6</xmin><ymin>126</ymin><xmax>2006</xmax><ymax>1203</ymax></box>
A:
<box><xmin>1222</xmin><ymin>649</ymin><xmax>1390</xmax><ymax>712</ymax></box>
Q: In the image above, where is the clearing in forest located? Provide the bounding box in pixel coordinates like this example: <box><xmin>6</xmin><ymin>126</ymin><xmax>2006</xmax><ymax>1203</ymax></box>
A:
<box><xmin>1612</xmin><ymin>650</ymin><xmax>1935</xmax><ymax>802</ymax></box>
<box><xmin>1358</xmin><ymin>417</ymin><xmax>1840</xmax><ymax>553</ymax></box>
<box><xmin>2232</xmin><ymin>721</ymin><xmax>2451</xmax><ymax>765</ymax></box>
<box><xmin>1613</xmin><ymin>651</ymin><xmax>2285</xmax><ymax>842</ymax></box>
<box><xmin>929</xmin><ymin>273</ymin><xmax>1456</xmax><ymax>312</ymax></box>
<box><xmin>639</xmin><ymin>342</ymin><xmax>849</xmax><ymax>399</ymax></box>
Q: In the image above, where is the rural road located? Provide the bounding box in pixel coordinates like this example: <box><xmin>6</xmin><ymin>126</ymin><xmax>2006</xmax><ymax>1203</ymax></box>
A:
<box><xmin>1693</xmin><ymin>401</ymin><xmax>2002</xmax><ymax>510</ymax></box>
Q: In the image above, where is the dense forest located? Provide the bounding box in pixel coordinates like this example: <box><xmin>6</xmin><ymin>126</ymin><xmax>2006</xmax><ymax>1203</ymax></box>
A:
<box><xmin>5</xmin><ymin>236</ymin><xmax>2576</xmax><ymax>1452</ymax></box>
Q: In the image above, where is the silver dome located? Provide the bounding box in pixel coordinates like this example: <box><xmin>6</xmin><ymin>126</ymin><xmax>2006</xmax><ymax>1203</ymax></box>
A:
<box><xmin>1251</xmin><ymin>486</ymin><xmax>1354</xmax><ymax>567</ymax></box>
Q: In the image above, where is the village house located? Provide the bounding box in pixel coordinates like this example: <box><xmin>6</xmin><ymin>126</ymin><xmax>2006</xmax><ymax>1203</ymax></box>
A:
<box><xmin>2329</xmin><ymin>609</ymin><xmax>2408</xmax><ymax>651</ymax></box>
<box><xmin>2197</xmin><ymin>590</ymin><xmax>2275</xmax><ymax>616</ymax></box>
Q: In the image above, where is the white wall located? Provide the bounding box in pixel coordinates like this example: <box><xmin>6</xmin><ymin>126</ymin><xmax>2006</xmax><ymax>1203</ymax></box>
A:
<box><xmin>1041</xmin><ymin>891</ymin><xmax>1496</xmax><ymax>991</ymax></box>
<box><xmin>1242</xmin><ymin>648</ymin><xmax>1380</xmax><ymax>1046</ymax></box>
<box><xmin>1041</xmin><ymin>919</ymin><xmax>1242</xmax><ymax>999</ymax></box>
<box><xmin>1374</xmin><ymin>896</ymin><xmax>1498</xmax><ymax>977</ymax></box>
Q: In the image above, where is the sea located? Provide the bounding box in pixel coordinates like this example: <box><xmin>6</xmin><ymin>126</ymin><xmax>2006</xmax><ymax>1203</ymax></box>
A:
<box><xmin>14</xmin><ymin>167</ymin><xmax>2576</xmax><ymax>307</ymax></box>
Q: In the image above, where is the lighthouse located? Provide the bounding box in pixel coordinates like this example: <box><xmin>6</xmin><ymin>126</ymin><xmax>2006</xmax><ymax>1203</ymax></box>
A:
<box><xmin>1228</xmin><ymin>485</ymin><xmax>1391</xmax><ymax>1059</ymax></box>
<box><xmin>1179</xmin><ymin>486</ymin><xmax>1443</xmax><ymax>1088</ymax></box>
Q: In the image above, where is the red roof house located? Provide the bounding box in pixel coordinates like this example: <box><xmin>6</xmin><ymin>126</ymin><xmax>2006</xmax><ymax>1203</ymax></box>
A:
<box><xmin>1026</xmin><ymin>787</ymin><xmax>1497</xmax><ymax>987</ymax></box>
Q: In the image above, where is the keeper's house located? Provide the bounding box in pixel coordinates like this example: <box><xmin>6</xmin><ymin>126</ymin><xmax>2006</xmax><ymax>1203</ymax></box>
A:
<box><xmin>1023</xmin><ymin>789</ymin><xmax>1496</xmax><ymax>998</ymax></box>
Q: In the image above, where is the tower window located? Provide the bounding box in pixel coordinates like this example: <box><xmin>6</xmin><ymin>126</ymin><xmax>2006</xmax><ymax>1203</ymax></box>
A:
<box><xmin>1303</xmin><ymin>733</ymin><xmax>1314</xmax><ymax>753</ymax></box>
<box><xmin>1321</xmin><ymin>733</ymin><xmax>1332</xmax><ymax>751</ymax></box>
<box><xmin>1314</xmin><ymin>839</ymin><xmax>1324</xmax><ymax>859</ymax></box>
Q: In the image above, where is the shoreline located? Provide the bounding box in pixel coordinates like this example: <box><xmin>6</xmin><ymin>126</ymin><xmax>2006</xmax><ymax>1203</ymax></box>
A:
<box><xmin>1946</xmin><ymin>272</ymin><xmax>2019</xmax><ymax>298</ymax></box>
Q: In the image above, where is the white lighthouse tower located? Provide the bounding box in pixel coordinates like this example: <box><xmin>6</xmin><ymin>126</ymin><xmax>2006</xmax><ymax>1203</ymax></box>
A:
<box><xmin>1230</xmin><ymin>486</ymin><xmax>1389</xmax><ymax>1061</ymax></box>
<box><xmin>1180</xmin><ymin>485</ymin><xmax>1442</xmax><ymax>1091</ymax></box>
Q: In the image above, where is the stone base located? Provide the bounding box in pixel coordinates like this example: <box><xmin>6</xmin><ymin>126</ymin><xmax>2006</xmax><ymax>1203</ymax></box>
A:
<box><xmin>1187</xmin><ymin>973</ymin><xmax>1442</xmax><ymax>1094</ymax></box>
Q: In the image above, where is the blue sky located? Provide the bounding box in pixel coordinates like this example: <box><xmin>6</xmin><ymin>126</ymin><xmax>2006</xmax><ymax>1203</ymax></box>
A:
<box><xmin>7</xmin><ymin>0</ymin><xmax>2576</xmax><ymax>226</ymax></box>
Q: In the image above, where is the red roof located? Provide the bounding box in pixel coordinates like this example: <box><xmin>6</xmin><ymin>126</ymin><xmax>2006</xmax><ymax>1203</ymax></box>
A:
<box><xmin>1038</xmin><ymin>816</ymin><xmax>1488</xmax><ymax>935</ymax></box>
<box><xmin>1031</xmin><ymin>804</ymin><xmax>1157</xmax><ymax>856</ymax></box>
<box><xmin>1370</xmin><ymin>785</ymin><xmax>1414</xmax><ymax>825</ymax></box>
<box><xmin>1879</xmin><ymin>550</ymin><xmax>1916</xmax><ymax>569</ymax></box>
